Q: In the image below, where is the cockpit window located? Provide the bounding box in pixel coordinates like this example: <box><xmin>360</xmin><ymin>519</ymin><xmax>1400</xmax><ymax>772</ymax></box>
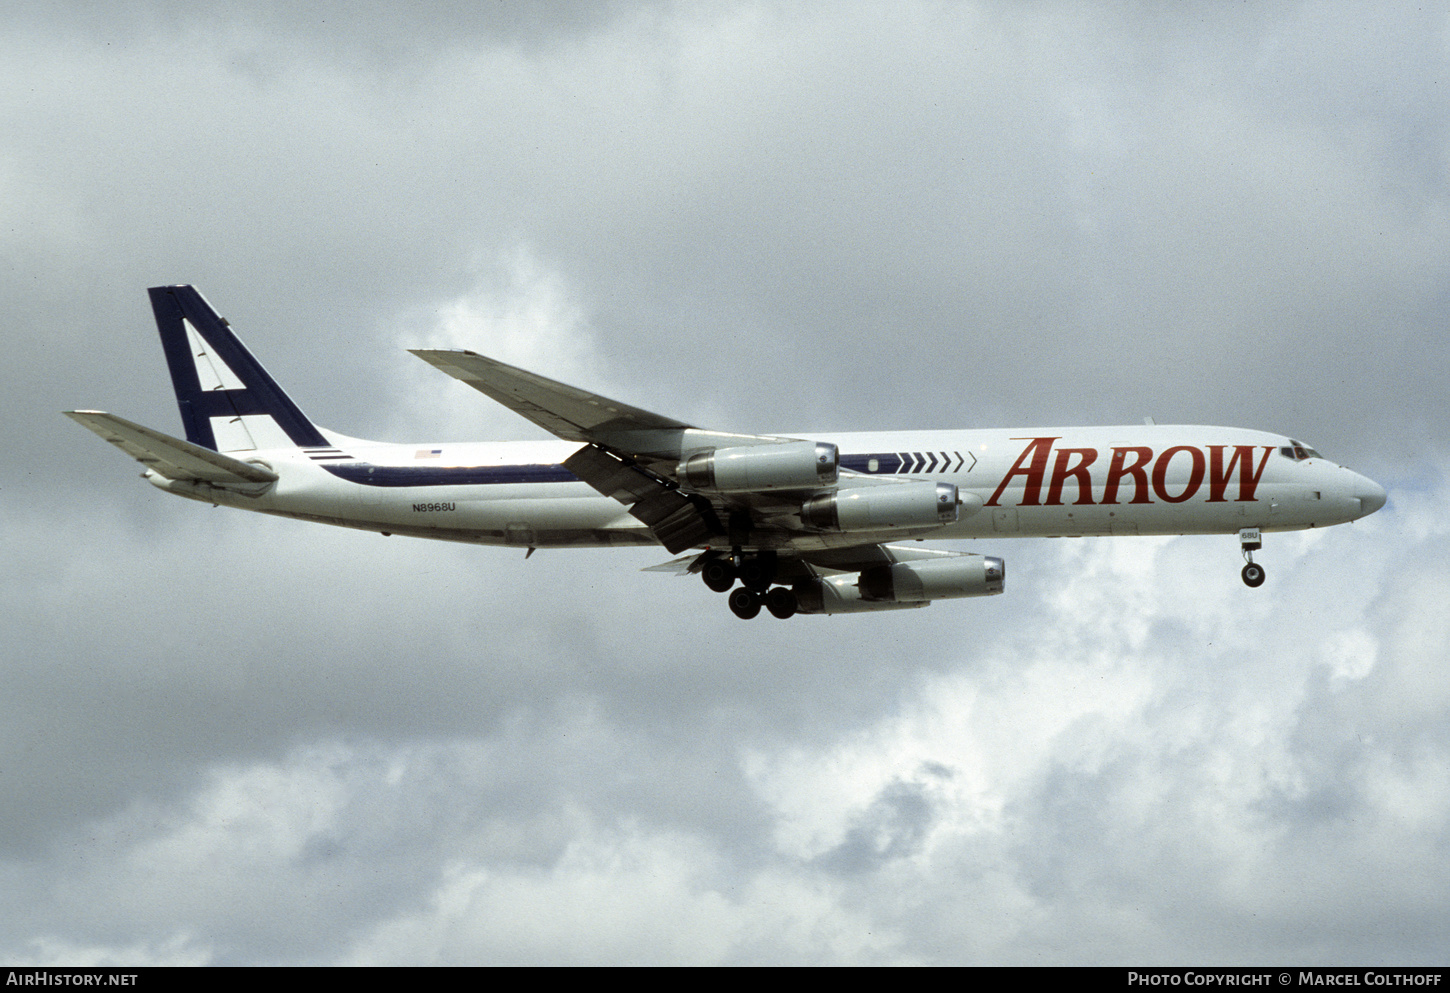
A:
<box><xmin>1280</xmin><ymin>440</ymin><xmax>1323</xmax><ymax>461</ymax></box>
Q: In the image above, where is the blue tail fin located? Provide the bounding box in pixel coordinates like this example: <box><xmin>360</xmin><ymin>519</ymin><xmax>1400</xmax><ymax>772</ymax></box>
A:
<box><xmin>149</xmin><ymin>285</ymin><xmax>328</xmax><ymax>452</ymax></box>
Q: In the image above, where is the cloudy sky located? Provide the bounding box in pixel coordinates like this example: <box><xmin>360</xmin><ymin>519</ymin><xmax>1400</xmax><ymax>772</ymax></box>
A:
<box><xmin>3</xmin><ymin>1</ymin><xmax>1448</xmax><ymax>966</ymax></box>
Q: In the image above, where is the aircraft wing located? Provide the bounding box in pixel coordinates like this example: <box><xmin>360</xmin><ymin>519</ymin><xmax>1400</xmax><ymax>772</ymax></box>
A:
<box><xmin>65</xmin><ymin>411</ymin><xmax>279</xmax><ymax>485</ymax></box>
<box><xmin>408</xmin><ymin>348</ymin><xmax>955</xmax><ymax>556</ymax></box>
<box><xmin>411</xmin><ymin>348</ymin><xmax>797</xmax><ymax>553</ymax></box>
<box><xmin>409</xmin><ymin>349</ymin><xmax>697</xmax><ymax>457</ymax></box>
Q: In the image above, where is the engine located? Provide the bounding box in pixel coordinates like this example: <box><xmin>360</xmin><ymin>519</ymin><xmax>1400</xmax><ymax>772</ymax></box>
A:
<box><xmin>858</xmin><ymin>555</ymin><xmax>1005</xmax><ymax>602</ymax></box>
<box><xmin>794</xmin><ymin>555</ymin><xmax>1005</xmax><ymax>614</ymax></box>
<box><xmin>679</xmin><ymin>440</ymin><xmax>839</xmax><ymax>493</ymax></box>
<box><xmin>800</xmin><ymin>481</ymin><xmax>959</xmax><ymax>532</ymax></box>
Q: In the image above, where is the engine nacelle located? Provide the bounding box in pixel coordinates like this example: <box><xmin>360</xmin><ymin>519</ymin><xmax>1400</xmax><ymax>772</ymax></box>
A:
<box><xmin>858</xmin><ymin>555</ymin><xmax>1005</xmax><ymax>602</ymax></box>
<box><xmin>679</xmin><ymin>441</ymin><xmax>838</xmax><ymax>493</ymax></box>
<box><xmin>800</xmin><ymin>481</ymin><xmax>959</xmax><ymax>532</ymax></box>
<box><xmin>792</xmin><ymin>574</ymin><xmax>929</xmax><ymax>614</ymax></box>
<box><xmin>792</xmin><ymin>555</ymin><xmax>1005</xmax><ymax>614</ymax></box>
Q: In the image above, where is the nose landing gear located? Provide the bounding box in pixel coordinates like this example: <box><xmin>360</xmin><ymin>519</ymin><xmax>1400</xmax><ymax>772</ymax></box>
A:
<box><xmin>1239</xmin><ymin>528</ymin><xmax>1266</xmax><ymax>588</ymax></box>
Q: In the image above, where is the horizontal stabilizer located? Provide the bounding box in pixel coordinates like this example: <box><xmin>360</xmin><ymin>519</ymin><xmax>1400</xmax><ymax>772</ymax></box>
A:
<box><xmin>64</xmin><ymin>411</ymin><xmax>279</xmax><ymax>485</ymax></box>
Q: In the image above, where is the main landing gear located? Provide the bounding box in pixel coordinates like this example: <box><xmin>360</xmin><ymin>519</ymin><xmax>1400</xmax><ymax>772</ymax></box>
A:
<box><xmin>727</xmin><ymin>586</ymin><xmax>799</xmax><ymax>620</ymax></box>
<box><xmin>703</xmin><ymin>551</ymin><xmax>799</xmax><ymax>619</ymax></box>
<box><xmin>1239</xmin><ymin>528</ymin><xmax>1266</xmax><ymax>588</ymax></box>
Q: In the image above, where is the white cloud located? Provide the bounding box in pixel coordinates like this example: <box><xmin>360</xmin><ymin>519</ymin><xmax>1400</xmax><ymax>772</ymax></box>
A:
<box><xmin>339</xmin><ymin>825</ymin><xmax>912</xmax><ymax>966</ymax></box>
<box><xmin>386</xmin><ymin>247</ymin><xmax>615</xmax><ymax>442</ymax></box>
<box><xmin>4</xmin><ymin>934</ymin><xmax>212</xmax><ymax>969</ymax></box>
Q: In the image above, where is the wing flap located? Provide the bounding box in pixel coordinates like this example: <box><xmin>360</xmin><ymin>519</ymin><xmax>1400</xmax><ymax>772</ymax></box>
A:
<box><xmin>562</xmin><ymin>443</ymin><xmax>719</xmax><ymax>553</ymax></box>
<box><xmin>65</xmin><ymin>411</ymin><xmax>279</xmax><ymax>484</ymax></box>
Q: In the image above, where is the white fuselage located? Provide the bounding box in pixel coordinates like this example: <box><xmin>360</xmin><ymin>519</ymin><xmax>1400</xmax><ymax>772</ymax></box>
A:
<box><xmin>147</xmin><ymin>424</ymin><xmax>1385</xmax><ymax>551</ymax></box>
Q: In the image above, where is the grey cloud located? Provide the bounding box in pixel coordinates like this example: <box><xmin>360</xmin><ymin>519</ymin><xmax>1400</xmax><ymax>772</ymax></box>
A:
<box><xmin>816</xmin><ymin>776</ymin><xmax>940</xmax><ymax>874</ymax></box>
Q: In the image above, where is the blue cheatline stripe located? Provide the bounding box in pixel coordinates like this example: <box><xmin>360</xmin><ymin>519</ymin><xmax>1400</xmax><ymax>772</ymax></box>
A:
<box><xmin>321</xmin><ymin>462</ymin><xmax>581</xmax><ymax>487</ymax></box>
<box><xmin>328</xmin><ymin>452</ymin><xmax>958</xmax><ymax>488</ymax></box>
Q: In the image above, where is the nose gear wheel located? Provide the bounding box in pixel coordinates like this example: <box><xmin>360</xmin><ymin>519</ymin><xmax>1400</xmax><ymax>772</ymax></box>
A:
<box><xmin>1239</xmin><ymin>528</ymin><xmax>1265</xmax><ymax>587</ymax></box>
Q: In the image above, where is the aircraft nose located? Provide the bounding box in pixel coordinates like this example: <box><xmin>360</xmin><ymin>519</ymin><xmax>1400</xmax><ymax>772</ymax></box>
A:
<box><xmin>1354</xmin><ymin>473</ymin><xmax>1387</xmax><ymax>517</ymax></box>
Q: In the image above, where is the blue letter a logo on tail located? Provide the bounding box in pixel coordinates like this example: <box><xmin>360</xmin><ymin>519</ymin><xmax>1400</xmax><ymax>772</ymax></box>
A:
<box><xmin>149</xmin><ymin>285</ymin><xmax>328</xmax><ymax>453</ymax></box>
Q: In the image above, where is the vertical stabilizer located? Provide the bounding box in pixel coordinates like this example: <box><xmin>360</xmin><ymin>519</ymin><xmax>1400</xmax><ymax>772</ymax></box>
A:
<box><xmin>149</xmin><ymin>285</ymin><xmax>328</xmax><ymax>452</ymax></box>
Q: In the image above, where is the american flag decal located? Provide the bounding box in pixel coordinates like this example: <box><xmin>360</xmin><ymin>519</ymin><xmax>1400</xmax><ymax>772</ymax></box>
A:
<box><xmin>415</xmin><ymin>449</ymin><xmax>442</xmax><ymax>459</ymax></box>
